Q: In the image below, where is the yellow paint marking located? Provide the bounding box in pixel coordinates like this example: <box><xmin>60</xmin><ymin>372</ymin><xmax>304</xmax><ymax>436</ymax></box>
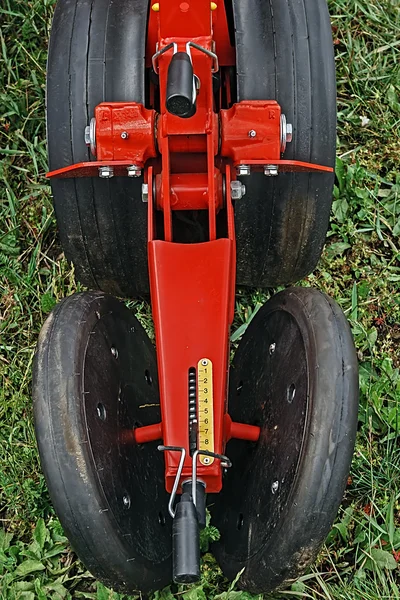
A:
<box><xmin>197</xmin><ymin>358</ymin><xmax>214</xmax><ymax>465</ymax></box>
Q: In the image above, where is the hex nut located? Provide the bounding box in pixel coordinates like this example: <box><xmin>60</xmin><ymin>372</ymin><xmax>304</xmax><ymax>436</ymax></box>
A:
<box><xmin>98</xmin><ymin>166</ymin><xmax>114</xmax><ymax>178</ymax></box>
<box><xmin>264</xmin><ymin>165</ymin><xmax>279</xmax><ymax>177</ymax></box>
<box><xmin>230</xmin><ymin>180</ymin><xmax>246</xmax><ymax>200</ymax></box>
<box><xmin>286</xmin><ymin>123</ymin><xmax>293</xmax><ymax>143</ymax></box>
<box><xmin>236</xmin><ymin>164</ymin><xmax>251</xmax><ymax>177</ymax></box>
<box><xmin>127</xmin><ymin>165</ymin><xmax>142</xmax><ymax>178</ymax></box>
<box><xmin>84</xmin><ymin>126</ymin><xmax>91</xmax><ymax>146</ymax></box>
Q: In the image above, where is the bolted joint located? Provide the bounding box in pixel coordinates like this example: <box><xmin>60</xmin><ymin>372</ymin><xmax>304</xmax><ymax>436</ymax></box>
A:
<box><xmin>98</xmin><ymin>166</ymin><xmax>114</xmax><ymax>179</ymax></box>
<box><xmin>230</xmin><ymin>180</ymin><xmax>246</xmax><ymax>200</ymax></box>
<box><xmin>236</xmin><ymin>164</ymin><xmax>251</xmax><ymax>177</ymax></box>
<box><xmin>286</xmin><ymin>123</ymin><xmax>293</xmax><ymax>144</ymax></box>
<box><xmin>280</xmin><ymin>114</ymin><xmax>293</xmax><ymax>153</ymax></box>
<box><xmin>84</xmin><ymin>126</ymin><xmax>90</xmax><ymax>146</ymax></box>
<box><xmin>85</xmin><ymin>117</ymin><xmax>97</xmax><ymax>157</ymax></box>
<box><xmin>142</xmin><ymin>183</ymin><xmax>149</xmax><ymax>203</ymax></box>
<box><xmin>264</xmin><ymin>164</ymin><xmax>279</xmax><ymax>177</ymax></box>
<box><xmin>127</xmin><ymin>165</ymin><xmax>142</xmax><ymax>178</ymax></box>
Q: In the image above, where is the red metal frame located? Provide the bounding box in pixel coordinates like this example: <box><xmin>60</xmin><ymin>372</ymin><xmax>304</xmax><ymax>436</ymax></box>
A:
<box><xmin>95</xmin><ymin>103</ymin><xmax>157</xmax><ymax>166</ymax></box>
<box><xmin>46</xmin><ymin>0</ymin><xmax>334</xmax><ymax>495</ymax></box>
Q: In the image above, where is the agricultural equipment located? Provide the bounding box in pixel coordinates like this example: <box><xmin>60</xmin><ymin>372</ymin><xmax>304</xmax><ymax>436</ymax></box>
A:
<box><xmin>33</xmin><ymin>0</ymin><xmax>359</xmax><ymax>594</ymax></box>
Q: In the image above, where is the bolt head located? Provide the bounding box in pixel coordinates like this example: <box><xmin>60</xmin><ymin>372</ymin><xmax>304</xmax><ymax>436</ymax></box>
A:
<box><xmin>236</xmin><ymin>165</ymin><xmax>251</xmax><ymax>177</ymax></box>
<box><xmin>127</xmin><ymin>165</ymin><xmax>142</xmax><ymax>178</ymax></box>
<box><xmin>121</xmin><ymin>131</ymin><xmax>129</xmax><ymax>140</ymax></box>
<box><xmin>84</xmin><ymin>126</ymin><xmax>90</xmax><ymax>146</ymax></box>
<box><xmin>264</xmin><ymin>165</ymin><xmax>279</xmax><ymax>177</ymax></box>
<box><xmin>142</xmin><ymin>183</ymin><xmax>149</xmax><ymax>203</ymax></box>
<box><xmin>85</xmin><ymin>118</ymin><xmax>97</xmax><ymax>156</ymax></box>
<box><xmin>230</xmin><ymin>180</ymin><xmax>246</xmax><ymax>200</ymax></box>
<box><xmin>286</xmin><ymin>123</ymin><xmax>293</xmax><ymax>143</ymax></box>
<box><xmin>122</xmin><ymin>494</ymin><xmax>131</xmax><ymax>508</ymax></box>
<box><xmin>98</xmin><ymin>166</ymin><xmax>114</xmax><ymax>178</ymax></box>
<box><xmin>248</xmin><ymin>129</ymin><xmax>257</xmax><ymax>138</ymax></box>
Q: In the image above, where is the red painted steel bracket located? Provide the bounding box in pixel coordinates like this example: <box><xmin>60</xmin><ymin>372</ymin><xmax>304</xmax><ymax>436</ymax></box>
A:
<box><xmin>220</xmin><ymin>101</ymin><xmax>282</xmax><ymax>163</ymax></box>
<box><xmin>46</xmin><ymin>157</ymin><xmax>333</xmax><ymax>179</ymax></box>
<box><xmin>95</xmin><ymin>103</ymin><xmax>157</xmax><ymax>165</ymax></box>
<box><xmin>46</xmin><ymin>100</ymin><xmax>333</xmax><ymax>179</ymax></box>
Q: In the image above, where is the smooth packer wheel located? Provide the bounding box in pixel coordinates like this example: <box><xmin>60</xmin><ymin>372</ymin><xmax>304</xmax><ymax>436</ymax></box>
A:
<box><xmin>33</xmin><ymin>292</ymin><xmax>171</xmax><ymax>593</ymax></box>
<box><xmin>47</xmin><ymin>0</ymin><xmax>149</xmax><ymax>297</ymax></box>
<box><xmin>48</xmin><ymin>0</ymin><xmax>336</xmax><ymax>293</ymax></box>
<box><xmin>211</xmin><ymin>287</ymin><xmax>358</xmax><ymax>593</ymax></box>
<box><xmin>232</xmin><ymin>0</ymin><xmax>337</xmax><ymax>287</ymax></box>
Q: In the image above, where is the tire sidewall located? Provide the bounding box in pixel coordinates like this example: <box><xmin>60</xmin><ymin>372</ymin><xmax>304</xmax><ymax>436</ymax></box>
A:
<box><xmin>33</xmin><ymin>292</ymin><xmax>171</xmax><ymax>593</ymax></box>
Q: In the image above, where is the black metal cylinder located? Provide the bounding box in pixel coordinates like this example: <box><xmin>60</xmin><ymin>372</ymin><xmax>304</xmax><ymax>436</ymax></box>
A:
<box><xmin>182</xmin><ymin>480</ymin><xmax>206</xmax><ymax>529</ymax></box>
<box><xmin>166</xmin><ymin>52</ymin><xmax>196</xmax><ymax>118</ymax></box>
<box><xmin>172</xmin><ymin>492</ymin><xmax>200</xmax><ymax>583</ymax></box>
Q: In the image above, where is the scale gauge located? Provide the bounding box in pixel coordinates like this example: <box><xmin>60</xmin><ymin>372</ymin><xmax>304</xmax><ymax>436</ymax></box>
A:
<box><xmin>197</xmin><ymin>358</ymin><xmax>214</xmax><ymax>465</ymax></box>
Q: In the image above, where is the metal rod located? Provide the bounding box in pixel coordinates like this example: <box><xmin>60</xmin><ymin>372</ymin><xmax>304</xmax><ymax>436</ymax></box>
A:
<box><xmin>158</xmin><ymin>445</ymin><xmax>186</xmax><ymax>518</ymax></box>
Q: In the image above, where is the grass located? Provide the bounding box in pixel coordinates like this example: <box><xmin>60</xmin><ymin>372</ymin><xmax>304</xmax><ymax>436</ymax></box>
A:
<box><xmin>0</xmin><ymin>0</ymin><xmax>400</xmax><ymax>597</ymax></box>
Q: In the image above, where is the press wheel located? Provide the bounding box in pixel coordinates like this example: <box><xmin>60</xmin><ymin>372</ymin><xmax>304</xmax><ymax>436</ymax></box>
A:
<box><xmin>33</xmin><ymin>292</ymin><xmax>171</xmax><ymax>593</ymax></box>
<box><xmin>211</xmin><ymin>287</ymin><xmax>358</xmax><ymax>593</ymax></box>
<box><xmin>233</xmin><ymin>0</ymin><xmax>337</xmax><ymax>287</ymax></box>
<box><xmin>47</xmin><ymin>0</ymin><xmax>149</xmax><ymax>297</ymax></box>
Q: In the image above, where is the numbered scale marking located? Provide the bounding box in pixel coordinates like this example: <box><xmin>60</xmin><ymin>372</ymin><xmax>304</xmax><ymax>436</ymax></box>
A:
<box><xmin>197</xmin><ymin>358</ymin><xmax>214</xmax><ymax>465</ymax></box>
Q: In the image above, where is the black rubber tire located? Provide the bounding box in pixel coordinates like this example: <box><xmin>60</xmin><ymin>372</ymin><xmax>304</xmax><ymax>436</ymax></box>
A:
<box><xmin>232</xmin><ymin>0</ymin><xmax>337</xmax><ymax>288</ymax></box>
<box><xmin>211</xmin><ymin>287</ymin><xmax>358</xmax><ymax>593</ymax></box>
<box><xmin>47</xmin><ymin>0</ymin><xmax>149</xmax><ymax>297</ymax></box>
<box><xmin>33</xmin><ymin>292</ymin><xmax>172</xmax><ymax>593</ymax></box>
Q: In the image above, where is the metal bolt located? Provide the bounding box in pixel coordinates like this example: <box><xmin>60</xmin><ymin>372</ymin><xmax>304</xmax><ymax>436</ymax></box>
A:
<box><xmin>230</xmin><ymin>180</ymin><xmax>246</xmax><ymax>200</ymax></box>
<box><xmin>287</xmin><ymin>383</ymin><xmax>296</xmax><ymax>403</ymax></box>
<box><xmin>280</xmin><ymin>113</ymin><xmax>293</xmax><ymax>152</ymax></box>
<box><xmin>286</xmin><ymin>123</ymin><xmax>293</xmax><ymax>144</ymax></box>
<box><xmin>236</xmin><ymin>164</ymin><xmax>251</xmax><ymax>177</ymax></box>
<box><xmin>85</xmin><ymin>117</ymin><xmax>97</xmax><ymax>156</ymax></box>
<box><xmin>98</xmin><ymin>166</ymin><xmax>114</xmax><ymax>178</ymax></box>
<box><xmin>248</xmin><ymin>129</ymin><xmax>257</xmax><ymax>138</ymax></box>
<box><xmin>121</xmin><ymin>131</ymin><xmax>129</xmax><ymax>140</ymax></box>
<box><xmin>96</xmin><ymin>403</ymin><xmax>106</xmax><ymax>421</ymax></box>
<box><xmin>264</xmin><ymin>164</ymin><xmax>279</xmax><ymax>177</ymax></box>
<box><xmin>203</xmin><ymin>457</ymin><xmax>211</xmax><ymax>464</ymax></box>
<box><xmin>122</xmin><ymin>494</ymin><xmax>131</xmax><ymax>508</ymax></box>
<box><xmin>111</xmin><ymin>346</ymin><xmax>118</xmax><ymax>358</ymax></box>
<box><xmin>201</xmin><ymin>359</ymin><xmax>208</xmax><ymax>366</ymax></box>
<box><xmin>127</xmin><ymin>165</ymin><xmax>142</xmax><ymax>178</ymax></box>
<box><xmin>84</xmin><ymin>126</ymin><xmax>90</xmax><ymax>146</ymax></box>
<box><xmin>142</xmin><ymin>183</ymin><xmax>149</xmax><ymax>203</ymax></box>
<box><xmin>269</xmin><ymin>342</ymin><xmax>276</xmax><ymax>355</ymax></box>
<box><xmin>271</xmin><ymin>481</ymin><xmax>279</xmax><ymax>494</ymax></box>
